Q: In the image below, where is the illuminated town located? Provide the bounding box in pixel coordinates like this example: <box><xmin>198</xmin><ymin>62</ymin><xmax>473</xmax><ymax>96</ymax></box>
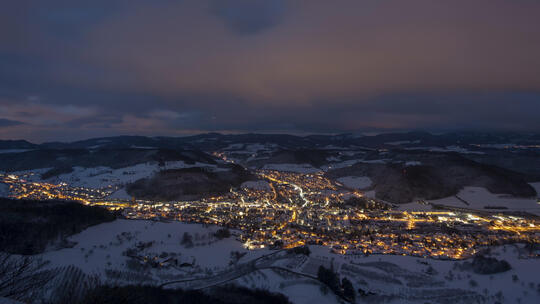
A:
<box><xmin>2</xmin><ymin>169</ymin><xmax>539</xmax><ymax>261</ymax></box>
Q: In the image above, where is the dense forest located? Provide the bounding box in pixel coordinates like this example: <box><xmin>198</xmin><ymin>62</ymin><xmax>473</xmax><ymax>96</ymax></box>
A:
<box><xmin>0</xmin><ymin>198</ymin><xmax>116</xmax><ymax>254</ymax></box>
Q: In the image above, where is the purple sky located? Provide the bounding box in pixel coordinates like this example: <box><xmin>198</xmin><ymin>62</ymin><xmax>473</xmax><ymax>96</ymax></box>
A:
<box><xmin>1</xmin><ymin>0</ymin><xmax>540</xmax><ymax>142</ymax></box>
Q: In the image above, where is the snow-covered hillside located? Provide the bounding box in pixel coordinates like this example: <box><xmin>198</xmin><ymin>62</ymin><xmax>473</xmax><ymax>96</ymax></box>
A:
<box><xmin>430</xmin><ymin>187</ymin><xmax>540</xmax><ymax>216</ymax></box>
<box><xmin>37</xmin><ymin>219</ymin><xmax>540</xmax><ymax>304</ymax></box>
<box><xmin>397</xmin><ymin>186</ymin><xmax>540</xmax><ymax>215</ymax></box>
<box><xmin>336</xmin><ymin>176</ymin><xmax>372</xmax><ymax>190</ymax></box>
<box><xmin>42</xmin><ymin>219</ymin><xmax>266</xmax><ymax>275</ymax></box>
<box><xmin>241</xmin><ymin>180</ymin><xmax>272</xmax><ymax>191</ymax></box>
<box><xmin>45</xmin><ymin>161</ymin><xmax>221</xmax><ymax>189</ymax></box>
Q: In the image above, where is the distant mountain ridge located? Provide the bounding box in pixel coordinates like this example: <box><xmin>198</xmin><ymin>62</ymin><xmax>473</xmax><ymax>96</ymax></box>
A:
<box><xmin>0</xmin><ymin>139</ymin><xmax>37</xmax><ymax>149</ymax></box>
<box><xmin>2</xmin><ymin>131</ymin><xmax>540</xmax><ymax>151</ymax></box>
<box><xmin>1</xmin><ymin>132</ymin><xmax>539</xmax><ymax>182</ymax></box>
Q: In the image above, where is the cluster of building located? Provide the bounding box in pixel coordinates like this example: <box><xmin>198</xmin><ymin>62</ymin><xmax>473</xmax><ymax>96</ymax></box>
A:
<box><xmin>1</xmin><ymin>173</ymin><xmax>114</xmax><ymax>201</ymax></box>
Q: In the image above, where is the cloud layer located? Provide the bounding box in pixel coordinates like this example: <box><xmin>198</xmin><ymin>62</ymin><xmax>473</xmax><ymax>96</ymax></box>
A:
<box><xmin>1</xmin><ymin>0</ymin><xmax>540</xmax><ymax>141</ymax></box>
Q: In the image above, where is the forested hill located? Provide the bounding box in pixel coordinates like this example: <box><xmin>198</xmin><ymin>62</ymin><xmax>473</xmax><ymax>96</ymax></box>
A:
<box><xmin>0</xmin><ymin>198</ymin><xmax>116</xmax><ymax>254</ymax></box>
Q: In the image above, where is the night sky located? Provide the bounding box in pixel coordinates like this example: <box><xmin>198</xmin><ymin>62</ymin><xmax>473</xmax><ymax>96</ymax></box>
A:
<box><xmin>1</xmin><ymin>0</ymin><xmax>540</xmax><ymax>142</ymax></box>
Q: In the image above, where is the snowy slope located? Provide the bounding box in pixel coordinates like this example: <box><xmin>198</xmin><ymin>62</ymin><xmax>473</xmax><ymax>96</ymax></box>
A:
<box><xmin>45</xmin><ymin>161</ymin><xmax>220</xmax><ymax>189</ymax></box>
<box><xmin>430</xmin><ymin>187</ymin><xmax>540</xmax><ymax>215</ymax></box>
<box><xmin>41</xmin><ymin>219</ymin><xmax>269</xmax><ymax>277</ymax></box>
<box><xmin>38</xmin><ymin>219</ymin><xmax>540</xmax><ymax>304</ymax></box>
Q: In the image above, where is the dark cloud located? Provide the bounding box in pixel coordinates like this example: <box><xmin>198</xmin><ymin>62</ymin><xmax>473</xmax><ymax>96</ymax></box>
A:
<box><xmin>0</xmin><ymin>118</ymin><xmax>24</xmax><ymax>128</ymax></box>
<box><xmin>1</xmin><ymin>0</ymin><xmax>540</xmax><ymax>141</ymax></box>
<box><xmin>209</xmin><ymin>0</ymin><xmax>287</xmax><ymax>35</ymax></box>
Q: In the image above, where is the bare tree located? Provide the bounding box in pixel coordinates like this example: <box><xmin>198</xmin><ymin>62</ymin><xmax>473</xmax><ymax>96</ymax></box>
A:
<box><xmin>0</xmin><ymin>252</ymin><xmax>55</xmax><ymax>302</ymax></box>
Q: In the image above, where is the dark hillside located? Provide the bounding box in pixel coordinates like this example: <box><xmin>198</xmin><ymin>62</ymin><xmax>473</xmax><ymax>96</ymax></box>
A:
<box><xmin>0</xmin><ymin>198</ymin><xmax>116</xmax><ymax>254</ymax></box>
<box><xmin>326</xmin><ymin>153</ymin><xmax>536</xmax><ymax>203</ymax></box>
<box><xmin>0</xmin><ymin>139</ymin><xmax>37</xmax><ymax>149</ymax></box>
<box><xmin>126</xmin><ymin>165</ymin><xmax>258</xmax><ymax>201</ymax></box>
<box><xmin>81</xmin><ymin>285</ymin><xmax>291</xmax><ymax>304</ymax></box>
<box><xmin>247</xmin><ymin>149</ymin><xmax>333</xmax><ymax>168</ymax></box>
<box><xmin>0</xmin><ymin>148</ymin><xmax>217</xmax><ymax>173</ymax></box>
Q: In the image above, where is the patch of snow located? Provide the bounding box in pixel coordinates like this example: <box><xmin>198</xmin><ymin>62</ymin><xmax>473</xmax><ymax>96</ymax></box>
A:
<box><xmin>321</xmin><ymin>158</ymin><xmax>388</xmax><ymax>171</ymax></box>
<box><xmin>326</xmin><ymin>156</ymin><xmax>341</xmax><ymax>162</ymax></box>
<box><xmin>529</xmin><ymin>182</ymin><xmax>540</xmax><ymax>198</ymax></box>
<box><xmin>359</xmin><ymin>159</ymin><xmax>390</xmax><ymax>164</ymax></box>
<box><xmin>336</xmin><ymin>176</ymin><xmax>372</xmax><ymax>190</ymax></box>
<box><xmin>130</xmin><ymin>146</ymin><xmax>157</xmax><ymax>149</ymax></box>
<box><xmin>405</xmin><ymin>161</ymin><xmax>422</xmax><ymax>166</ymax></box>
<box><xmin>321</xmin><ymin>159</ymin><xmax>361</xmax><ymax>171</ymax></box>
<box><xmin>430</xmin><ymin>187</ymin><xmax>540</xmax><ymax>215</ymax></box>
<box><xmin>340</xmin><ymin>151</ymin><xmax>358</xmax><ymax>157</ymax></box>
<box><xmin>45</xmin><ymin>161</ymin><xmax>221</xmax><ymax>189</ymax></box>
<box><xmin>241</xmin><ymin>180</ymin><xmax>271</xmax><ymax>191</ymax></box>
<box><xmin>245</xmin><ymin>143</ymin><xmax>266</xmax><ymax>152</ymax></box>
<box><xmin>262</xmin><ymin>163</ymin><xmax>321</xmax><ymax>174</ymax></box>
<box><xmin>473</xmin><ymin>143</ymin><xmax>540</xmax><ymax>150</ymax></box>
<box><xmin>406</xmin><ymin>146</ymin><xmax>485</xmax><ymax>154</ymax></box>
<box><xmin>385</xmin><ymin>140</ymin><xmax>421</xmax><ymax>145</ymax></box>
<box><xmin>41</xmin><ymin>219</ymin><xmax>269</xmax><ymax>278</ymax></box>
<box><xmin>106</xmin><ymin>188</ymin><xmax>131</xmax><ymax>200</ymax></box>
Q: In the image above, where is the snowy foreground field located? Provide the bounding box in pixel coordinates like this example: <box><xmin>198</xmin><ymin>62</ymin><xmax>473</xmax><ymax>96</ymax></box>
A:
<box><xmin>37</xmin><ymin>219</ymin><xmax>540</xmax><ymax>304</ymax></box>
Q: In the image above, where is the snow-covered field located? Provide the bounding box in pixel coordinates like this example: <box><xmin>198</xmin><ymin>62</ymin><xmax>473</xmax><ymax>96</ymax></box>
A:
<box><xmin>320</xmin><ymin>159</ymin><xmax>362</xmax><ymax>171</ymax></box>
<box><xmin>336</xmin><ymin>176</ymin><xmax>372</xmax><ymax>190</ymax></box>
<box><xmin>321</xmin><ymin>158</ymin><xmax>389</xmax><ymax>171</ymax></box>
<box><xmin>36</xmin><ymin>220</ymin><xmax>340</xmax><ymax>304</ymax></box>
<box><xmin>311</xmin><ymin>245</ymin><xmax>540</xmax><ymax>304</ymax></box>
<box><xmin>530</xmin><ymin>182</ymin><xmax>540</xmax><ymax>198</ymax></box>
<box><xmin>430</xmin><ymin>187</ymin><xmax>540</xmax><ymax>215</ymax></box>
<box><xmin>36</xmin><ymin>219</ymin><xmax>540</xmax><ymax>304</ymax></box>
<box><xmin>262</xmin><ymin>163</ymin><xmax>321</xmax><ymax>174</ymax></box>
<box><xmin>45</xmin><ymin>161</ymin><xmax>220</xmax><ymax>189</ymax></box>
<box><xmin>232</xmin><ymin>268</ymin><xmax>340</xmax><ymax>304</ymax></box>
<box><xmin>404</xmin><ymin>161</ymin><xmax>422</xmax><ymax>167</ymax></box>
<box><xmin>41</xmin><ymin>219</ymin><xmax>270</xmax><ymax>280</ymax></box>
<box><xmin>241</xmin><ymin>180</ymin><xmax>272</xmax><ymax>191</ymax></box>
<box><xmin>405</xmin><ymin>146</ymin><xmax>485</xmax><ymax>154</ymax></box>
<box><xmin>397</xmin><ymin>186</ymin><xmax>540</xmax><ymax>215</ymax></box>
